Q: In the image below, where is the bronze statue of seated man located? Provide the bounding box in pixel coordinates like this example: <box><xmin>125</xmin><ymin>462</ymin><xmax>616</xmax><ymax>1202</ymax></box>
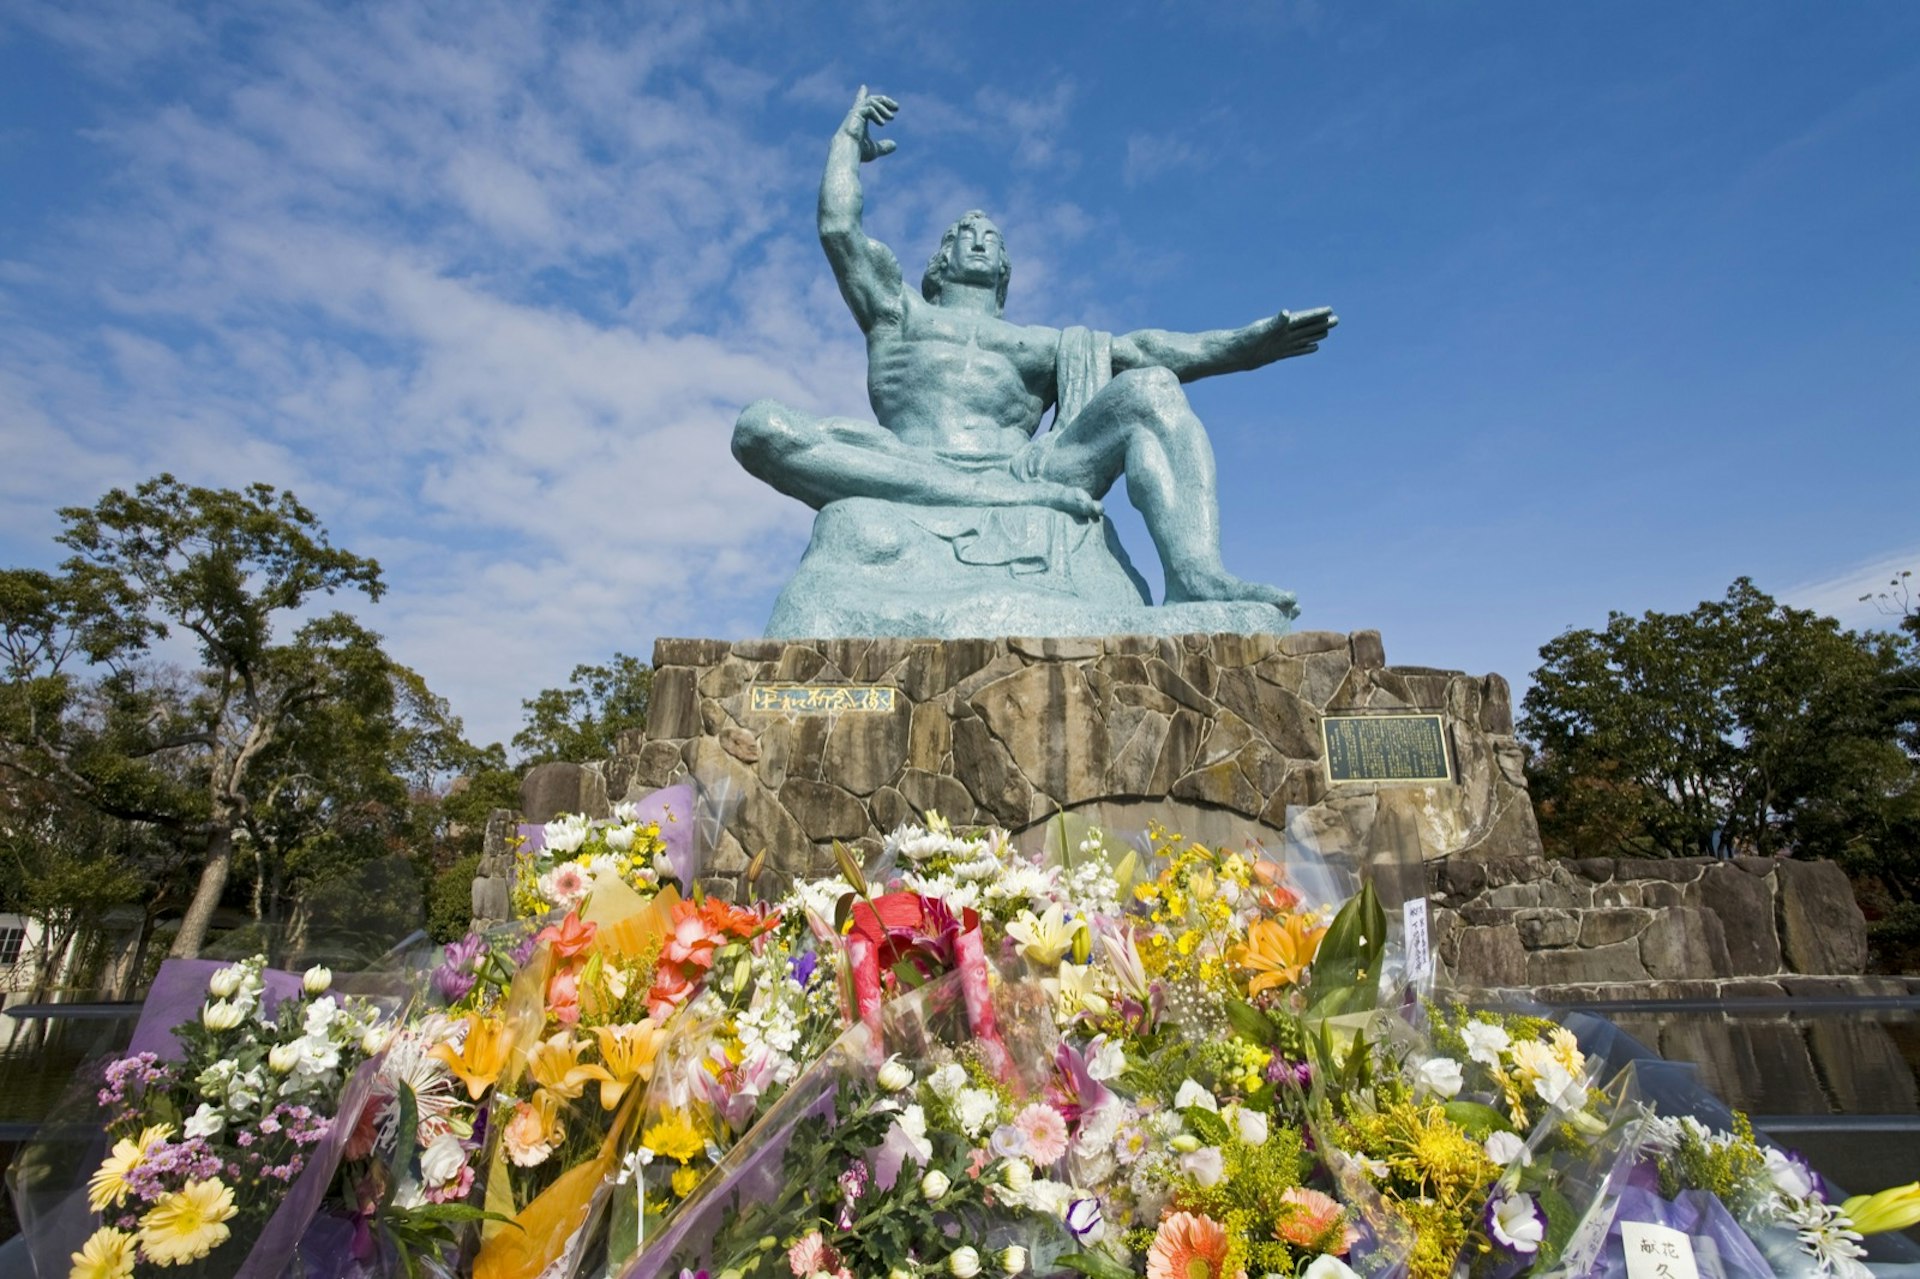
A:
<box><xmin>733</xmin><ymin>88</ymin><xmax>1336</xmax><ymax>636</ymax></box>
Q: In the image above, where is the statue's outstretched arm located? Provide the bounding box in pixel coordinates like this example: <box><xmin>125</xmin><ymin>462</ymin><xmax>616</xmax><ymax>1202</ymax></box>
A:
<box><xmin>1112</xmin><ymin>307</ymin><xmax>1337</xmax><ymax>382</ymax></box>
<box><xmin>819</xmin><ymin>87</ymin><xmax>906</xmax><ymax>333</ymax></box>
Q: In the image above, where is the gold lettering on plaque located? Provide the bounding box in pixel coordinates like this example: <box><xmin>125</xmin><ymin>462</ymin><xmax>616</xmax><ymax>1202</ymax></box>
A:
<box><xmin>748</xmin><ymin>684</ymin><xmax>897</xmax><ymax>714</ymax></box>
<box><xmin>1321</xmin><ymin>713</ymin><xmax>1452</xmax><ymax>784</ymax></box>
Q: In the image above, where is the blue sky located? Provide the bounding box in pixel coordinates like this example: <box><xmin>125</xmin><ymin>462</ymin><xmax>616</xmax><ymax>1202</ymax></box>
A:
<box><xmin>2</xmin><ymin>2</ymin><xmax>1916</xmax><ymax>749</ymax></box>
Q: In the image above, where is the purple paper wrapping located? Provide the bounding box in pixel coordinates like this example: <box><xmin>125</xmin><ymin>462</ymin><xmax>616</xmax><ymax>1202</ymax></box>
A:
<box><xmin>238</xmin><ymin>1055</ymin><xmax>384</xmax><ymax>1279</ymax></box>
<box><xmin>1588</xmin><ymin>1186</ymin><xmax>1776</xmax><ymax>1279</ymax></box>
<box><xmin>125</xmin><ymin>959</ymin><xmax>305</xmax><ymax>1059</ymax></box>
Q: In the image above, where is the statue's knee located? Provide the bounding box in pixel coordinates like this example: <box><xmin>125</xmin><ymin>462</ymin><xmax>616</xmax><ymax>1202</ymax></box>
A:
<box><xmin>1112</xmin><ymin>366</ymin><xmax>1186</xmax><ymax>420</ymax></box>
<box><xmin>1111</xmin><ymin>367</ymin><xmax>1194</xmax><ymax>440</ymax></box>
<box><xmin>732</xmin><ymin>399</ymin><xmax>793</xmax><ymax>469</ymax></box>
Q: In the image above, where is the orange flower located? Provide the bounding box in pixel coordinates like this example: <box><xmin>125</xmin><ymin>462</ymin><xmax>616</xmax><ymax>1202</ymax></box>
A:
<box><xmin>1147</xmin><ymin>1211</ymin><xmax>1243</xmax><ymax>1279</ymax></box>
<box><xmin>527</xmin><ymin>1032</ymin><xmax>613</xmax><ymax>1103</ymax></box>
<box><xmin>502</xmin><ymin>1090</ymin><xmax>566</xmax><ymax>1167</ymax></box>
<box><xmin>594</xmin><ymin>1021</ymin><xmax>665</xmax><ymax>1109</ymax></box>
<box><xmin>430</xmin><ymin>1015</ymin><xmax>515</xmax><ymax>1100</ymax></box>
<box><xmin>537</xmin><ymin>912</ymin><xmax>598</xmax><ymax>960</ymax></box>
<box><xmin>1251</xmin><ymin>860</ymin><xmax>1302</xmax><ymax>913</ymax></box>
<box><xmin>1228</xmin><ymin>913</ymin><xmax>1328</xmax><ymax>995</ymax></box>
<box><xmin>1275</xmin><ymin>1187</ymin><xmax>1355</xmax><ymax>1254</ymax></box>
<box><xmin>698</xmin><ymin>897</ymin><xmax>776</xmax><ymax>941</ymax></box>
<box><xmin>663</xmin><ymin>902</ymin><xmax>722</xmax><ymax>971</ymax></box>
<box><xmin>546</xmin><ymin>966</ymin><xmax>582</xmax><ymax>1027</ymax></box>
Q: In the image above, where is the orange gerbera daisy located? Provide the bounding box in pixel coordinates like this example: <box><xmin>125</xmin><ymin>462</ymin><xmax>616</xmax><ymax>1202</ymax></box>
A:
<box><xmin>1147</xmin><ymin>1211</ymin><xmax>1244</xmax><ymax>1279</ymax></box>
<box><xmin>1275</xmin><ymin>1186</ymin><xmax>1356</xmax><ymax>1254</ymax></box>
<box><xmin>1228</xmin><ymin>913</ymin><xmax>1328</xmax><ymax>995</ymax></box>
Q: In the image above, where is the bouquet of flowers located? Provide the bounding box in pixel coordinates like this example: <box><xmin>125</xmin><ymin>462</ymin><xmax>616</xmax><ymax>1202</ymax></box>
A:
<box><xmin>511</xmin><ymin>786</ymin><xmax>701</xmax><ymax>919</ymax></box>
<box><xmin>42</xmin><ymin>956</ymin><xmax>391</xmax><ymax>1279</ymax></box>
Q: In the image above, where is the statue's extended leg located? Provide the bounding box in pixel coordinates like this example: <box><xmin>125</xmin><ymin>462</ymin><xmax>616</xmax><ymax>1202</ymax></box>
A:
<box><xmin>1038</xmin><ymin>368</ymin><xmax>1297</xmax><ymax>613</ymax></box>
<box><xmin>733</xmin><ymin>400</ymin><xmax>1101</xmax><ymax>517</ymax></box>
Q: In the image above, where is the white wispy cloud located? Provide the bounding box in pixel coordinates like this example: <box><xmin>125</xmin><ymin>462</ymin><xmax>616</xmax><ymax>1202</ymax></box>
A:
<box><xmin>0</xmin><ymin>1</ymin><xmax>858</xmax><ymax>744</ymax></box>
<box><xmin>1781</xmin><ymin>548</ymin><xmax>1920</xmax><ymax>635</ymax></box>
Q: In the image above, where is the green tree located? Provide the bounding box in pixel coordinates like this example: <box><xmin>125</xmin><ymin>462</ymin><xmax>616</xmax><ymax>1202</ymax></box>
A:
<box><xmin>1521</xmin><ymin>577</ymin><xmax>1915</xmax><ymax>864</ymax></box>
<box><xmin>512</xmin><ymin>652</ymin><xmax>652</xmax><ymax>764</ymax></box>
<box><xmin>0</xmin><ymin>475</ymin><xmax>388</xmax><ymax>957</ymax></box>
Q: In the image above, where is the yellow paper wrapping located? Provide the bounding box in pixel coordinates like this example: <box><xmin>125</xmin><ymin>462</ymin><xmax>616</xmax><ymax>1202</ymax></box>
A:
<box><xmin>473</xmin><ymin>873</ymin><xmax>681</xmax><ymax>1279</ymax></box>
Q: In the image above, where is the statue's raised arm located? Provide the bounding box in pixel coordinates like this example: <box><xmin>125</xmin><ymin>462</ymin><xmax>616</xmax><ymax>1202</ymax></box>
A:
<box><xmin>1111</xmin><ymin>306</ymin><xmax>1338</xmax><ymax>382</ymax></box>
<box><xmin>818</xmin><ymin>87</ymin><xmax>907</xmax><ymax>333</ymax></box>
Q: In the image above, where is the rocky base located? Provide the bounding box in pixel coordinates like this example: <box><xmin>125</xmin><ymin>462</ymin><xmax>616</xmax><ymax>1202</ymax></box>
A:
<box><xmin>1427</xmin><ymin>854</ymin><xmax>1871</xmax><ymax>989</ymax></box>
<box><xmin>474</xmin><ymin>630</ymin><xmax>1542</xmax><ymax>921</ymax></box>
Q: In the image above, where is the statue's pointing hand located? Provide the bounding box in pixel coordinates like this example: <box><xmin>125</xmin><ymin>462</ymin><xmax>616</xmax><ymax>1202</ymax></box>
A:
<box><xmin>845</xmin><ymin>86</ymin><xmax>899</xmax><ymax>163</ymax></box>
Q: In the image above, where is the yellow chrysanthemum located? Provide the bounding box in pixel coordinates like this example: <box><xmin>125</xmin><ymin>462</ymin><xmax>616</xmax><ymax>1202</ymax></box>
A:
<box><xmin>671</xmin><ymin>1165</ymin><xmax>703</xmax><ymax>1197</ymax></box>
<box><xmin>136</xmin><ymin>1178</ymin><xmax>237</xmax><ymax>1267</ymax></box>
<box><xmin>86</xmin><ymin>1124</ymin><xmax>174</xmax><ymax>1213</ymax></box>
<box><xmin>69</xmin><ymin>1226</ymin><xmax>137</xmax><ymax>1279</ymax></box>
<box><xmin>642</xmin><ymin>1110</ymin><xmax>706</xmax><ymax>1164</ymax></box>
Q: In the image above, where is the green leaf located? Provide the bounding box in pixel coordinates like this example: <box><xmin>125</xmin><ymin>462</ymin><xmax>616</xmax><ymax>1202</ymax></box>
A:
<box><xmin>381</xmin><ymin>1082</ymin><xmax>420</xmax><ymax>1213</ymax></box>
<box><xmin>1184</xmin><ymin>1106</ymin><xmax>1231</xmax><ymax>1146</ymax></box>
<box><xmin>1224</xmin><ymin>997</ymin><xmax>1279</xmax><ymax>1048</ymax></box>
<box><xmin>1308</xmin><ymin>882</ymin><xmax>1387</xmax><ymax>1016</ymax></box>
<box><xmin>1058</xmin><ymin>1251</ymin><xmax>1137</xmax><ymax>1279</ymax></box>
<box><xmin>1442</xmin><ymin>1100</ymin><xmax>1512</xmax><ymax>1138</ymax></box>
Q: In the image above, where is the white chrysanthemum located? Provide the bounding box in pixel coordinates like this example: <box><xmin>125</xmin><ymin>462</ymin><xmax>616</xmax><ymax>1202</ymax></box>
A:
<box><xmin>1462</xmin><ymin>1019</ymin><xmax>1512</xmax><ymax>1068</ymax></box>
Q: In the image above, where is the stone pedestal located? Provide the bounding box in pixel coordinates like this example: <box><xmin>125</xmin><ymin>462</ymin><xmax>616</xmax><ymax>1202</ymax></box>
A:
<box><xmin>480</xmin><ymin>631</ymin><xmax>1540</xmax><ymax>914</ymax></box>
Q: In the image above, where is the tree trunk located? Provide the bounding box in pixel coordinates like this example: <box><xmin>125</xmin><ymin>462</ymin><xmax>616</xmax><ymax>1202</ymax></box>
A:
<box><xmin>117</xmin><ymin>909</ymin><xmax>156</xmax><ymax>999</ymax></box>
<box><xmin>170</xmin><ymin>824</ymin><xmax>235</xmax><ymax>958</ymax></box>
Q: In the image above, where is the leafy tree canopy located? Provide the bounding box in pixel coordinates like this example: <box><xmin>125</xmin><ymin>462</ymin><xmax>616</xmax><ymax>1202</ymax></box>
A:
<box><xmin>1</xmin><ymin>475</ymin><xmax>401</xmax><ymax>957</ymax></box>
<box><xmin>512</xmin><ymin>652</ymin><xmax>651</xmax><ymax>764</ymax></box>
<box><xmin>1521</xmin><ymin>577</ymin><xmax>1919</xmax><ymax>871</ymax></box>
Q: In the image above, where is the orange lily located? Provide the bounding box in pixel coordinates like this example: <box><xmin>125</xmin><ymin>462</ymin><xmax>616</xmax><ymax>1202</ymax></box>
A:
<box><xmin>431</xmin><ymin>1014</ymin><xmax>515</xmax><ymax>1100</ymax></box>
<box><xmin>1229</xmin><ymin>913</ymin><xmax>1329</xmax><ymax>995</ymax></box>
<box><xmin>536</xmin><ymin>912</ymin><xmax>598</xmax><ymax>961</ymax></box>
<box><xmin>527</xmin><ymin>1032</ymin><xmax>613</xmax><ymax>1103</ymax></box>
<box><xmin>593</xmin><ymin>1020</ymin><xmax>665</xmax><ymax>1110</ymax></box>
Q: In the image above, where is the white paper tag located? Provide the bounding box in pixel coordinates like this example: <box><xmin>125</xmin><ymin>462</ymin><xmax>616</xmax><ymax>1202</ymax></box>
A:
<box><xmin>1621</xmin><ymin>1221</ymin><xmax>1700</xmax><ymax>1279</ymax></box>
<box><xmin>1402</xmin><ymin>896</ymin><xmax>1432</xmax><ymax>980</ymax></box>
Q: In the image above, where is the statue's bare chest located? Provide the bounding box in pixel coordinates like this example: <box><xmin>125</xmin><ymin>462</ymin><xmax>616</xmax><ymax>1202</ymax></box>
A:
<box><xmin>884</xmin><ymin>306</ymin><xmax>1055</xmax><ymax>385</ymax></box>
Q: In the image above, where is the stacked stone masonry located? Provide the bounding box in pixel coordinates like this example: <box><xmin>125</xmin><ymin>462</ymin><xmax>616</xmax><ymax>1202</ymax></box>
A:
<box><xmin>472</xmin><ymin>630</ymin><xmax>1543</xmax><ymax>920</ymax></box>
<box><xmin>1426</xmin><ymin>853</ymin><xmax>1892</xmax><ymax>995</ymax></box>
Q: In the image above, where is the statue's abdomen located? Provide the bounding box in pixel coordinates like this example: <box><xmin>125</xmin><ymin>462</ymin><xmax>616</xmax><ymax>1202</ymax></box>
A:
<box><xmin>867</xmin><ymin>338</ymin><xmax>1043</xmax><ymax>456</ymax></box>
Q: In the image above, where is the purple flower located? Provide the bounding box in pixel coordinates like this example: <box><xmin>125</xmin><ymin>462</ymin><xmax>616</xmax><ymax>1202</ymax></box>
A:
<box><xmin>509</xmin><ymin>930</ymin><xmax>540</xmax><ymax>968</ymax></box>
<box><xmin>1265</xmin><ymin>1052</ymin><xmax>1312</xmax><ymax>1089</ymax></box>
<box><xmin>838</xmin><ymin>1158</ymin><xmax>870</xmax><ymax>1203</ymax></box>
<box><xmin>1065</xmin><ymin>1197</ymin><xmax>1105</xmax><ymax>1241</ymax></box>
<box><xmin>434</xmin><ymin>935</ymin><xmax>487</xmax><ymax>1002</ymax></box>
<box><xmin>1486</xmin><ymin>1191</ymin><xmax>1547</xmax><ymax>1255</ymax></box>
<box><xmin>789</xmin><ymin>951</ymin><xmax>819</xmax><ymax>987</ymax></box>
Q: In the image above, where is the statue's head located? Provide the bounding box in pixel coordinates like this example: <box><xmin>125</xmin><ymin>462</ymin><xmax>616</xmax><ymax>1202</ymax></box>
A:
<box><xmin>922</xmin><ymin>210</ymin><xmax>1011</xmax><ymax>312</ymax></box>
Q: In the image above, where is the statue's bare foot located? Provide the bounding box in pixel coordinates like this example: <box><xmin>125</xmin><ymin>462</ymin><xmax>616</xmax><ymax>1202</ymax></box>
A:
<box><xmin>1165</xmin><ymin>571</ymin><xmax>1299</xmax><ymax>617</ymax></box>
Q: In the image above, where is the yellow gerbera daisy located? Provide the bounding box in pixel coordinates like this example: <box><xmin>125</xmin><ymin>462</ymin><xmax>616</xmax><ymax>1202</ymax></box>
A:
<box><xmin>136</xmin><ymin>1178</ymin><xmax>237</xmax><ymax>1266</ymax></box>
<box><xmin>69</xmin><ymin>1225</ymin><xmax>137</xmax><ymax>1279</ymax></box>
<box><xmin>86</xmin><ymin>1124</ymin><xmax>174</xmax><ymax>1213</ymax></box>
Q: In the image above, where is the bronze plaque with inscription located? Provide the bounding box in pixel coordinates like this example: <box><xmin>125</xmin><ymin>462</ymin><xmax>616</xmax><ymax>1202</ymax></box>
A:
<box><xmin>1321</xmin><ymin>713</ymin><xmax>1452</xmax><ymax>783</ymax></box>
<box><xmin>748</xmin><ymin>684</ymin><xmax>898</xmax><ymax>714</ymax></box>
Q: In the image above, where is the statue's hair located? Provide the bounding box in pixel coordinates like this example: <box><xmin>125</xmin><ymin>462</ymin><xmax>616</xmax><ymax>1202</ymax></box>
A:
<box><xmin>922</xmin><ymin>210</ymin><xmax>1011</xmax><ymax>312</ymax></box>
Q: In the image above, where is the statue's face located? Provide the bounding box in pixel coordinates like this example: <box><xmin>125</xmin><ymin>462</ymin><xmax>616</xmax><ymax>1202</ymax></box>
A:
<box><xmin>942</xmin><ymin>216</ymin><xmax>1005</xmax><ymax>288</ymax></box>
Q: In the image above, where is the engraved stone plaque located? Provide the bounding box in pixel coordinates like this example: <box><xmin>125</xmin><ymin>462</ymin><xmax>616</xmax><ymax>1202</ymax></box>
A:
<box><xmin>1321</xmin><ymin>713</ymin><xmax>1452</xmax><ymax>783</ymax></box>
<box><xmin>748</xmin><ymin>683</ymin><xmax>898</xmax><ymax>714</ymax></box>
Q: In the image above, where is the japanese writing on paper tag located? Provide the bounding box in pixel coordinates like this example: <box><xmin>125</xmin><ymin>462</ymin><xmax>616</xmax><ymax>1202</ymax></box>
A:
<box><xmin>1622</xmin><ymin>1221</ymin><xmax>1700</xmax><ymax>1279</ymax></box>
